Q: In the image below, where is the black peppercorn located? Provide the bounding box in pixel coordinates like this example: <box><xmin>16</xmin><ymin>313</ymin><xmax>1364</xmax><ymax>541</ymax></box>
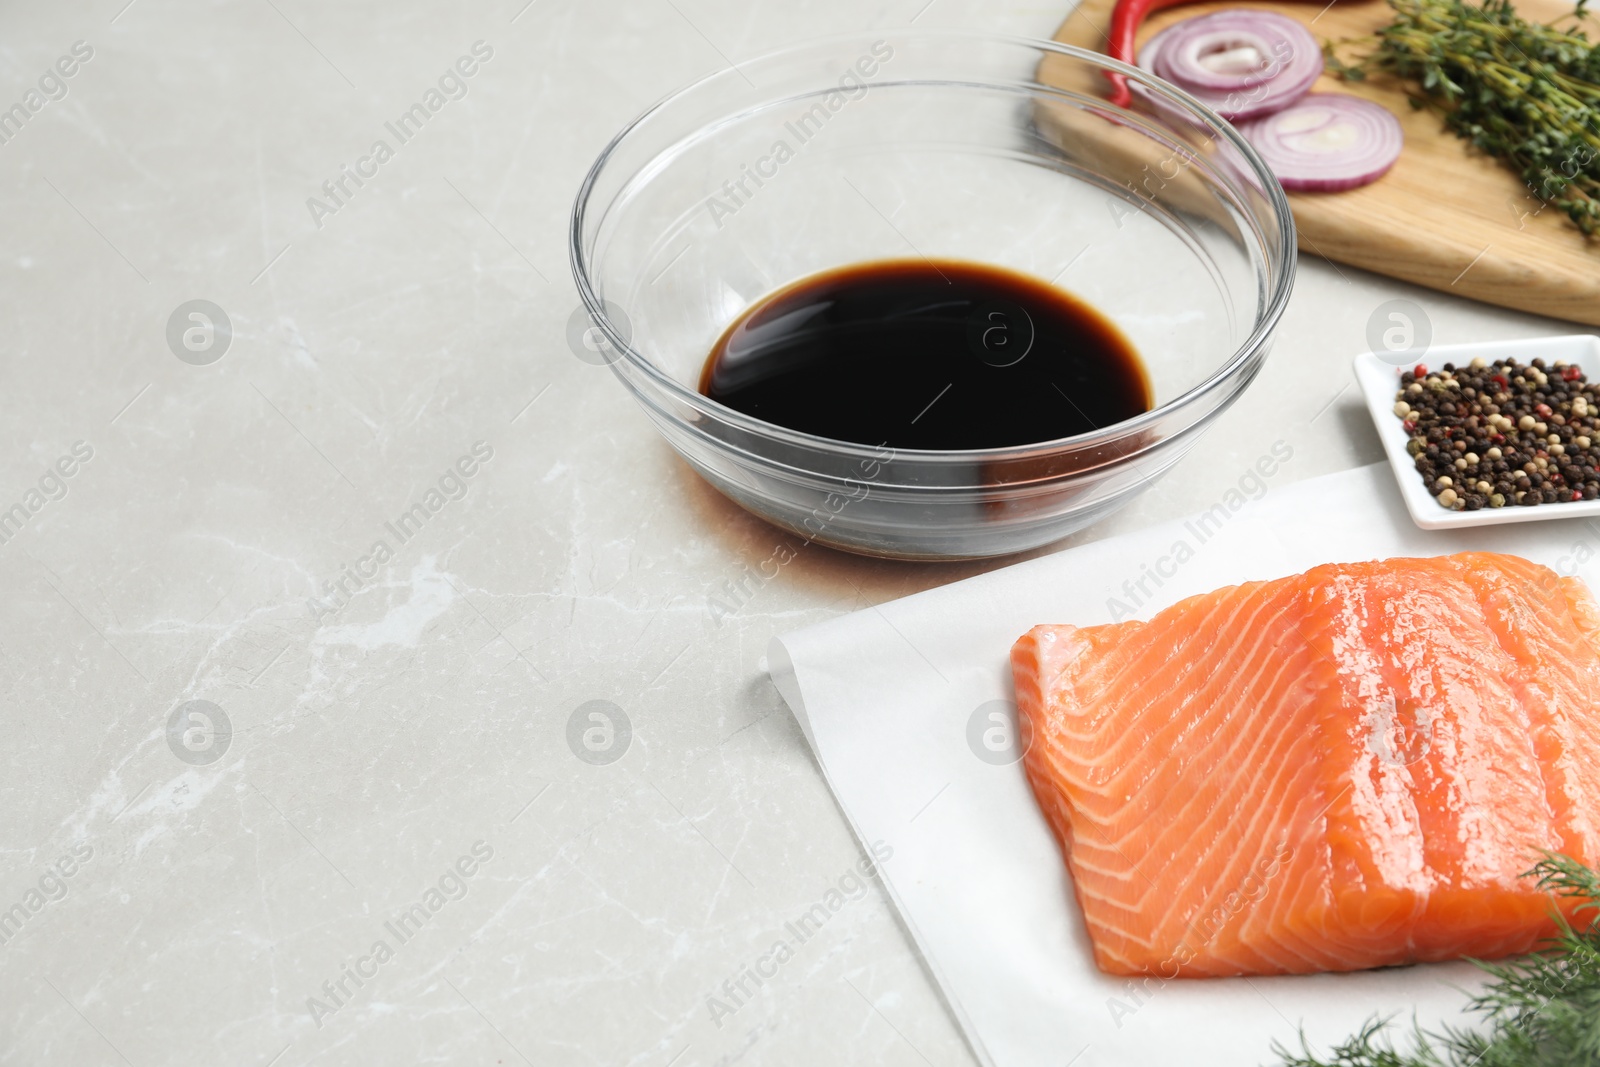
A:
<box><xmin>1393</xmin><ymin>357</ymin><xmax>1600</xmax><ymax>510</ymax></box>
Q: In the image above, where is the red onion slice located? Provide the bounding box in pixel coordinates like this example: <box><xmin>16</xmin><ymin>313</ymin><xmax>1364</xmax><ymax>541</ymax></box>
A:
<box><xmin>1156</xmin><ymin>25</ymin><xmax>1279</xmax><ymax>90</ymax></box>
<box><xmin>1154</xmin><ymin>11</ymin><xmax>1320</xmax><ymax>92</ymax></box>
<box><xmin>1137</xmin><ymin>11</ymin><xmax>1323</xmax><ymax>122</ymax></box>
<box><xmin>1236</xmin><ymin>93</ymin><xmax>1403</xmax><ymax>192</ymax></box>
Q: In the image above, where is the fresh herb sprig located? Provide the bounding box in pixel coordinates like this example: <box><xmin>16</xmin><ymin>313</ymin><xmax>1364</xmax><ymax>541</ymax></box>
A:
<box><xmin>1326</xmin><ymin>0</ymin><xmax>1600</xmax><ymax>235</ymax></box>
<box><xmin>1273</xmin><ymin>854</ymin><xmax>1600</xmax><ymax>1067</ymax></box>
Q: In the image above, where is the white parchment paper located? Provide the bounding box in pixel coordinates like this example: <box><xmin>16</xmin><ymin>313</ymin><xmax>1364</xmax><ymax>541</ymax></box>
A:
<box><xmin>768</xmin><ymin>463</ymin><xmax>1600</xmax><ymax>1067</ymax></box>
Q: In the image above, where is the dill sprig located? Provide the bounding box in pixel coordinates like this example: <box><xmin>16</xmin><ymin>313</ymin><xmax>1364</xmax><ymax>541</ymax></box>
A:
<box><xmin>1273</xmin><ymin>854</ymin><xmax>1600</xmax><ymax>1067</ymax></box>
<box><xmin>1325</xmin><ymin>0</ymin><xmax>1600</xmax><ymax>235</ymax></box>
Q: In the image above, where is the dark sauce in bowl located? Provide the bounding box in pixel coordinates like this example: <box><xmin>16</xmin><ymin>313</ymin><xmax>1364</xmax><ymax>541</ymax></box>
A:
<box><xmin>699</xmin><ymin>259</ymin><xmax>1151</xmax><ymax>451</ymax></box>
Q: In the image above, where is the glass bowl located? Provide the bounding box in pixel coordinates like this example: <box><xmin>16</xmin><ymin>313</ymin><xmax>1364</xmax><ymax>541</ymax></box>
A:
<box><xmin>570</xmin><ymin>31</ymin><xmax>1294</xmax><ymax>560</ymax></box>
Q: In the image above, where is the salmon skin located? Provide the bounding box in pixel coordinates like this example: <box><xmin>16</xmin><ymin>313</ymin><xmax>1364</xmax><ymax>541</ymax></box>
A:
<box><xmin>1010</xmin><ymin>552</ymin><xmax>1600</xmax><ymax>978</ymax></box>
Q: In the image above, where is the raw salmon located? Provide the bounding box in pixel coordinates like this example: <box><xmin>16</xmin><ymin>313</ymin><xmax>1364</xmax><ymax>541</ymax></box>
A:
<box><xmin>1010</xmin><ymin>552</ymin><xmax>1600</xmax><ymax>978</ymax></box>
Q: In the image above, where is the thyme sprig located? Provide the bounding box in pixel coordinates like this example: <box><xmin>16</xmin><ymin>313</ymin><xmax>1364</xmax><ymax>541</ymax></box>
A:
<box><xmin>1273</xmin><ymin>854</ymin><xmax>1600</xmax><ymax>1066</ymax></box>
<box><xmin>1326</xmin><ymin>0</ymin><xmax>1600</xmax><ymax>235</ymax></box>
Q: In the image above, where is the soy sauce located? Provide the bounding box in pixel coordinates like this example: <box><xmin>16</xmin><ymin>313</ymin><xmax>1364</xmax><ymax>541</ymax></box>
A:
<box><xmin>699</xmin><ymin>259</ymin><xmax>1151</xmax><ymax>451</ymax></box>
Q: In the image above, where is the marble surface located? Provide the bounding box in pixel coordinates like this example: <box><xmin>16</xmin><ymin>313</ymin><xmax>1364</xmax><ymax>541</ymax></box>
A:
<box><xmin>0</xmin><ymin>1</ymin><xmax>1585</xmax><ymax>1065</ymax></box>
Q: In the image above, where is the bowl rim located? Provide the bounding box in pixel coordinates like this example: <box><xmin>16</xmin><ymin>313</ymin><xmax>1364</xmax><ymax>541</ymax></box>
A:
<box><xmin>569</xmin><ymin>29</ymin><xmax>1296</xmax><ymax>465</ymax></box>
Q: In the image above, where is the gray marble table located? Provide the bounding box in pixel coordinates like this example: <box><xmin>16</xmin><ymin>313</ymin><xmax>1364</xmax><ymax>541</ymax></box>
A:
<box><xmin>0</xmin><ymin>1</ymin><xmax>1579</xmax><ymax>1064</ymax></box>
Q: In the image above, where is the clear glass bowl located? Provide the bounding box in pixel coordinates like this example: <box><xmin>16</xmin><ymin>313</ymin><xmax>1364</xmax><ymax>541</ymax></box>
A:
<box><xmin>570</xmin><ymin>31</ymin><xmax>1294</xmax><ymax>560</ymax></box>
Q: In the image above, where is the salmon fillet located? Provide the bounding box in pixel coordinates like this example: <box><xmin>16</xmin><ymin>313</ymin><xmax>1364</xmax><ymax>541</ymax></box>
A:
<box><xmin>1011</xmin><ymin>552</ymin><xmax>1600</xmax><ymax>977</ymax></box>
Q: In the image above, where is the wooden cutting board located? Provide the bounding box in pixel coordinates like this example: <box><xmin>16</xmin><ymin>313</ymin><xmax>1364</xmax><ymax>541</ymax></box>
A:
<box><xmin>1049</xmin><ymin>0</ymin><xmax>1600</xmax><ymax>325</ymax></box>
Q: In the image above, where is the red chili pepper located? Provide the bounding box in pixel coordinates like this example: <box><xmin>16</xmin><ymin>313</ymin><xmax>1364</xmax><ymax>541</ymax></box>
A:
<box><xmin>1565</xmin><ymin>366</ymin><xmax>1583</xmax><ymax>381</ymax></box>
<box><xmin>1414</xmin><ymin>363</ymin><xmax>1428</xmax><ymax>378</ymax></box>
<box><xmin>1537</xmin><ymin>403</ymin><xmax>1554</xmax><ymax>418</ymax></box>
<box><xmin>1102</xmin><ymin>0</ymin><xmax>1332</xmax><ymax>105</ymax></box>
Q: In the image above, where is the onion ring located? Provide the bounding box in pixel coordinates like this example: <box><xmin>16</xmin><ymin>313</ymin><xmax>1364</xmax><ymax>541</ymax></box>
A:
<box><xmin>1235</xmin><ymin>93</ymin><xmax>1403</xmax><ymax>192</ymax></box>
<box><xmin>1137</xmin><ymin>10</ymin><xmax>1323</xmax><ymax>121</ymax></box>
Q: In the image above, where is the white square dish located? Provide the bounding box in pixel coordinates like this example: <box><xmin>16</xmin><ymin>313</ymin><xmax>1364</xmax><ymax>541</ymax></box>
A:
<box><xmin>1354</xmin><ymin>334</ymin><xmax>1600</xmax><ymax>530</ymax></box>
